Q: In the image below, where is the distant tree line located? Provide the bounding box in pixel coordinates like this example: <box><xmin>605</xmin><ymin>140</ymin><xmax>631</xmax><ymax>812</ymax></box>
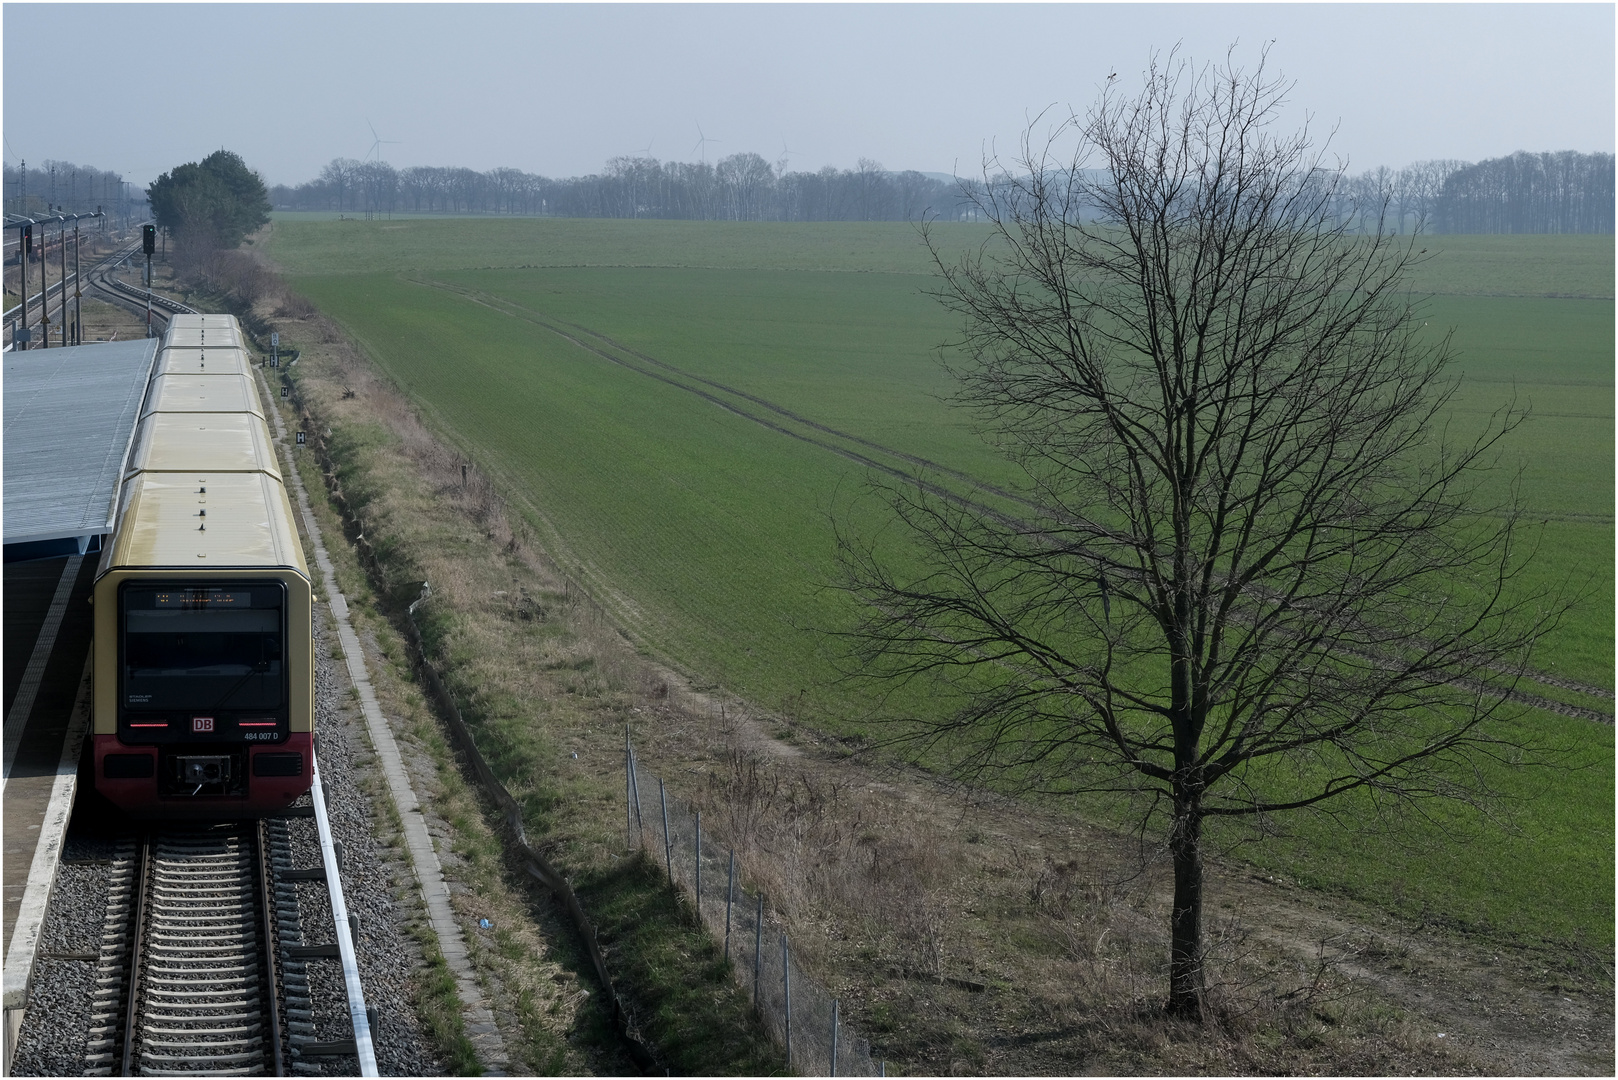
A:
<box><xmin>270</xmin><ymin>154</ymin><xmax>978</xmax><ymax>222</ymax></box>
<box><xmin>268</xmin><ymin>148</ymin><xmax>1614</xmax><ymax>233</ymax></box>
<box><xmin>1433</xmin><ymin>151</ymin><xmax>1614</xmax><ymax>234</ymax></box>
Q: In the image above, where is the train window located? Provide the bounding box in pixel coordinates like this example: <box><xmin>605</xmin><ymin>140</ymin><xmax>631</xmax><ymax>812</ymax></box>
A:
<box><xmin>121</xmin><ymin>583</ymin><xmax>285</xmax><ymax>711</ymax></box>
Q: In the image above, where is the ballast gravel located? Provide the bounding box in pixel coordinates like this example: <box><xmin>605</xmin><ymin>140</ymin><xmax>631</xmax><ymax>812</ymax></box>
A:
<box><xmin>8</xmin><ymin>607</ymin><xmax>446</xmax><ymax>1077</ymax></box>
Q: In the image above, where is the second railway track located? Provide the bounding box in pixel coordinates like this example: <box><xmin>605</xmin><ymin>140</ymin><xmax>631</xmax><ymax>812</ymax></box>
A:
<box><xmin>81</xmin><ymin>242</ymin><xmax>198</xmax><ymax>325</ymax></box>
<box><xmin>5</xmin><ymin>234</ymin><xmax>196</xmax><ymax>349</ymax></box>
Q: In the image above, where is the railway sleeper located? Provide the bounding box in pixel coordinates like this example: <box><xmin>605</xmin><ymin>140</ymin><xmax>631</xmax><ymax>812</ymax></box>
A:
<box><xmin>140</xmin><ymin>1050</ymin><xmax>265</xmax><ymax>1065</ymax></box>
<box><xmin>145</xmin><ymin>973</ymin><xmax>260</xmax><ymax>986</ymax></box>
<box><xmin>143</xmin><ymin>996</ymin><xmax>262</xmax><ymax>1011</ymax></box>
<box><xmin>140</xmin><ymin>1045</ymin><xmax>268</xmax><ymax>1056</ymax></box>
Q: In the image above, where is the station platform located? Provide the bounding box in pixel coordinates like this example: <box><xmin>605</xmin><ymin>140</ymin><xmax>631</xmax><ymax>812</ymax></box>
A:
<box><xmin>2</xmin><ymin>554</ymin><xmax>98</xmax><ymax>1069</ymax></box>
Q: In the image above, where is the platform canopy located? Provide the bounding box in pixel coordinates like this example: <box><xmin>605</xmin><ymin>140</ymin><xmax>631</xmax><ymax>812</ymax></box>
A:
<box><xmin>4</xmin><ymin>339</ymin><xmax>159</xmax><ymax>557</ymax></box>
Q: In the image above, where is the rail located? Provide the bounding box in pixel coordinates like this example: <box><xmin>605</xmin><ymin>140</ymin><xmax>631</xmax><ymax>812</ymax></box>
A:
<box><xmin>4</xmin><ymin>237</ymin><xmax>197</xmax><ymax>349</ymax></box>
<box><xmin>3</xmin><ymin>266</ymin><xmax>84</xmax><ymax>323</ymax></box>
<box><xmin>310</xmin><ymin>752</ymin><xmax>380</xmax><ymax>1075</ymax></box>
<box><xmin>84</xmin><ymin>242</ymin><xmax>198</xmax><ymax>318</ymax></box>
<box><xmin>84</xmin><ymin>750</ymin><xmax>375</xmax><ymax>1076</ymax></box>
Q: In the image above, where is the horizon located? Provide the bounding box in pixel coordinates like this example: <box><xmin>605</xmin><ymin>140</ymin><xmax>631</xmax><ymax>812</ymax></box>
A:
<box><xmin>3</xmin><ymin>4</ymin><xmax>1612</xmax><ymax>191</ymax></box>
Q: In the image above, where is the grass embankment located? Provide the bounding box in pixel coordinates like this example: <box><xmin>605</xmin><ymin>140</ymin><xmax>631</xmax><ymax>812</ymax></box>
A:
<box><xmin>265</xmin><ymin>219</ymin><xmax>1614</xmax><ymax>956</ymax></box>
<box><xmin>276</xmin><ymin>341</ymin><xmax>784</xmax><ymax>1075</ymax></box>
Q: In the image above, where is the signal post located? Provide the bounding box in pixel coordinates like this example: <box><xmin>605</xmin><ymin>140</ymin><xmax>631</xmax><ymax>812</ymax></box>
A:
<box><xmin>143</xmin><ymin>224</ymin><xmax>155</xmax><ymax>337</ymax></box>
<box><xmin>17</xmin><ymin>225</ymin><xmax>32</xmax><ymax>349</ymax></box>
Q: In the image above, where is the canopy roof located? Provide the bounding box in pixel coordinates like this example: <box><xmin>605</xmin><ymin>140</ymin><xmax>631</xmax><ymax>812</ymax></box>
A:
<box><xmin>3</xmin><ymin>339</ymin><xmax>160</xmax><ymax>548</ymax></box>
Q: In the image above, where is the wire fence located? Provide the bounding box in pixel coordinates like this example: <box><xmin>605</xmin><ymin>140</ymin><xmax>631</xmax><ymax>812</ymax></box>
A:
<box><xmin>627</xmin><ymin>730</ymin><xmax>883</xmax><ymax>1076</ymax></box>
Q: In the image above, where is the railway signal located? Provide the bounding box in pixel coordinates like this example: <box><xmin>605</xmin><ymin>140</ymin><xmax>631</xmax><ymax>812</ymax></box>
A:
<box><xmin>17</xmin><ymin>225</ymin><xmax>32</xmax><ymax>349</ymax></box>
<box><xmin>143</xmin><ymin>225</ymin><xmax>155</xmax><ymax>337</ymax></box>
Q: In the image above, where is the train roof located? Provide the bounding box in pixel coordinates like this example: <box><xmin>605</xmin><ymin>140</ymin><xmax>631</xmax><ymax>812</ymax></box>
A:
<box><xmin>125</xmin><ymin>413</ymin><xmax>282</xmax><ymax>480</ymax></box>
<box><xmin>155</xmin><ymin>347</ymin><xmax>253</xmax><ymax>377</ymax></box>
<box><xmin>141</xmin><ymin>373</ymin><xmax>264</xmax><ymax>419</ymax></box>
<box><xmin>166</xmin><ymin>314</ymin><xmax>242</xmax><ymax>332</ymax></box>
<box><xmin>162</xmin><ymin>324</ymin><xmax>244</xmax><ymax>350</ymax></box>
<box><xmin>106</xmin><ymin>471</ymin><xmax>306</xmax><ymax>572</ymax></box>
<box><xmin>92</xmin><ymin>312</ymin><xmax>306</xmax><ymax>578</ymax></box>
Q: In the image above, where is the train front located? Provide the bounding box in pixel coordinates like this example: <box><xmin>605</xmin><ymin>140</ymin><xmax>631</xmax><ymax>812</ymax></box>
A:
<box><xmin>95</xmin><ymin>571</ymin><xmax>312</xmax><ymax>815</ymax></box>
<box><xmin>91</xmin><ymin>325</ymin><xmax>314</xmax><ymax>817</ymax></box>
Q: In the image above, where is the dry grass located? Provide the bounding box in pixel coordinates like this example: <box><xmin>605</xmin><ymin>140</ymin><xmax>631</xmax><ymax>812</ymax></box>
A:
<box><xmin>256</xmin><ymin>347</ymin><xmax>629</xmax><ymax>1075</ymax></box>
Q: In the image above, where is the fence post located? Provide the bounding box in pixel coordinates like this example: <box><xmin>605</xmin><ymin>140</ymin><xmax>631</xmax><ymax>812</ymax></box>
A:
<box><xmin>783</xmin><ymin>933</ymin><xmax>792</xmax><ymax>1069</ymax></box>
<box><xmin>694</xmin><ymin>810</ymin><xmax>702</xmax><ymax>920</ymax></box>
<box><xmin>659</xmin><ymin>778</ymin><xmax>673</xmax><ymax>885</ymax></box>
<box><xmin>831</xmin><ymin>998</ymin><xmax>839</xmax><ymax>1078</ymax></box>
<box><xmin>630</xmin><ymin>748</ymin><xmax>643</xmax><ymax>831</ymax></box>
<box><xmin>625</xmin><ymin>725</ymin><xmax>633</xmax><ymax>851</ymax></box>
<box><xmin>724</xmin><ymin>851</ymin><xmax>735</xmax><ymax>961</ymax></box>
<box><xmin>753</xmin><ymin>893</ymin><xmax>763</xmax><ymax>1008</ymax></box>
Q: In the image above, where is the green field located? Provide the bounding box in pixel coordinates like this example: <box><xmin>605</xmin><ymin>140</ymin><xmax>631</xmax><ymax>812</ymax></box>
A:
<box><xmin>265</xmin><ymin>219</ymin><xmax>1614</xmax><ymax>949</ymax></box>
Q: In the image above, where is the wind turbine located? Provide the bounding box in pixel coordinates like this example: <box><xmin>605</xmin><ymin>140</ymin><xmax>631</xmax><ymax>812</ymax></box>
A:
<box><xmin>363</xmin><ymin>121</ymin><xmax>400</xmax><ymax>219</ymax></box>
<box><xmin>776</xmin><ymin>138</ymin><xmax>797</xmax><ymax>175</ymax></box>
<box><xmin>692</xmin><ymin>123</ymin><xmax>721</xmax><ymax>164</ymax></box>
<box><xmin>365</xmin><ymin>120</ymin><xmax>399</xmax><ymax>164</ymax></box>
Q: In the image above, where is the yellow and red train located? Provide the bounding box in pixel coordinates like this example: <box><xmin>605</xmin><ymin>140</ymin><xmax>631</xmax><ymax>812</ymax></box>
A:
<box><xmin>91</xmin><ymin>314</ymin><xmax>314</xmax><ymax>816</ymax></box>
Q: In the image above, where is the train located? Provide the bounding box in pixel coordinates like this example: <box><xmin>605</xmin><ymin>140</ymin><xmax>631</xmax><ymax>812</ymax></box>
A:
<box><xmin>90</xmin><ymin>313</ymin><xmax>315</xmax><ymax>817</ymax></box>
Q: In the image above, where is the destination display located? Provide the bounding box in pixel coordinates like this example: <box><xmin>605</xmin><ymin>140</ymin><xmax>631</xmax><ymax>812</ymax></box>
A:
<box><xmin>153</xmin><ymin>589</ymin><xmax>253</xmax><ymax>608</ymax></box>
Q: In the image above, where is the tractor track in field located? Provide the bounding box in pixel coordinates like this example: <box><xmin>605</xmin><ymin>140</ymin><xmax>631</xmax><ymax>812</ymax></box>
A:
<box><xmin>414</xmin><ymin>277</ymin><xmax>1038</xmax><ymax>512</ymax></box>
<box><xmin>408</xmin><ymin>275</ymin><xmax>1614</xmax><ymax>724</ymax></box>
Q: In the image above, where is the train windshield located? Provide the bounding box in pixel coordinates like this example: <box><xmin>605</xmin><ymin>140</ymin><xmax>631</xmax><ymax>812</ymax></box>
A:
<box><xmin>122</xmin><ymin>585</ymin><xmax>284</xmax><ymax>710</ymax></box>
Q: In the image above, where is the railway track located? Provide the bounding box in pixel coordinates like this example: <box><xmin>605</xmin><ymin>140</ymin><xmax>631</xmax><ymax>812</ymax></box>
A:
<box><xmin>4</xmin><ymin>236</ymin><xmax>197</xmax><ymax>348</ymax></box>
<box><xmin>81</xmin><ymin>757</ymin><xmax>376</xmax><ymax>1077</ymax></box>
<box><xmin>80</xmin><ymin>241</ymin><xmax>199</xmax><ymax>324</ymax></box>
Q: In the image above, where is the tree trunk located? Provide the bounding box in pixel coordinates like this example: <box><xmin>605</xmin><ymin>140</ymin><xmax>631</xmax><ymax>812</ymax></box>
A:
<box><xmin>1167</xmin><ymin>793</ymin><xmax>1205</xmax><ymax>1020</ymax></box>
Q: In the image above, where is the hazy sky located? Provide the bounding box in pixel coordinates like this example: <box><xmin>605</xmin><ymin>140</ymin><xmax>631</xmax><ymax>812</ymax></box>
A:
<box><xmin>4</xmin><ymin>3</ymin><xmax>1613</xmax><ymax>189</ymax></box>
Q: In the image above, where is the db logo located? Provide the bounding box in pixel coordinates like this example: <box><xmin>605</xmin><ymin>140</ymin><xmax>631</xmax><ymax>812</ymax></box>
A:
<box><xmin>192</xmin><ymin>716</ymin><xmax>216</xmax><ymax>733</ymax></box>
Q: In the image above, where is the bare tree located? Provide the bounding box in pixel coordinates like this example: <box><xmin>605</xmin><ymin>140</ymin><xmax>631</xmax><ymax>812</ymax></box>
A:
<box><xmin>836</xmin><ymin>48</ymin><xmax>1560</xmax><ymax>1020</ymax></box>
<box><xmin>718</xmin><ymin>151</ymin><xmax>776</xmax><ymax>221</ymax></box>
<box><xmin>318</xmin><ymin>158</ymin><xmax>361</xmax><ymax>213</ymax></box>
